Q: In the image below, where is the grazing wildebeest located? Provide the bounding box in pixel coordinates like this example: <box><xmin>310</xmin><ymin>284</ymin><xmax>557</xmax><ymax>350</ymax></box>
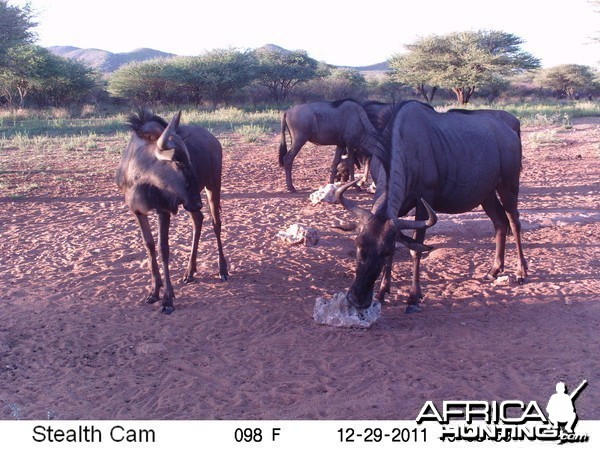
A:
<box><xmin>116</xmin><ymin>110</ymin><xmax>228</xmax><ymax>314</ymax></box>
<box><xmin>278</xmin><ymin>99</ymin><xmax>378</xmax><ymax>192</ymax></box>
<box><xmin>337</xmin><ymin>100</ymin><xmax>527</xmax><ymax>312</ymax></box>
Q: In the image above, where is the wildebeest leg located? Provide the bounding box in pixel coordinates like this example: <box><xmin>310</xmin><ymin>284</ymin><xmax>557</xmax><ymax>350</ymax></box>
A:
<box><xmin>496</xmin><ymin>186</ymin><xmax>528</xmax><ymax>283</ymax></box>
<box><xmin>183</xmin><ymin>210</ymin><xmax>204</xmax><ymax>283</ymax></box>
<box><xmin>357</xmin><ymin>156</ymin><xmax>370</xmax><ymax>188</ymax></box>
<box><xmin>347</xmin><ymin>148</ymin><xmax>356</xmax><ymax>183</ymax></box>
<box><xmin>133</xmin><ymin>213</ymin><xmax>162</xmax><ymax>304</ymax></box>
<box><xmin>206</xmin><ymin>188</ymin><xmax>229</xmax><ymax>281</ymax></box>
<box><xmin>329</xmin><ymin>146</ymin><xmax>345</xmax><ymax>184</ymax></box>
<box><xmin>157</xmin><ymin>211</ymin><xmax>175</xmax><ymax>314</ymax></box>
<box><xmin>376</xmin><ymin>254</ymin><xmax>394</xmax><ymax>302</ymax></box>
<box><xmin>283</xmin><ymin>139</ymin><xmax>307</xmax><ymax>193</ymax></box>
<box><xmin>407</xmin><ymin>238</ymin><xmax>425</xmax><ymax>314</ymax></box>
<box><xmin>407</xmin><ymin>204</ymin><xmax>428</xmax><ymax>313</ymax></box>
<box><xmin>481</xmin><ymin>195</ymin><xmax>509</xmax><ymax>280</ymax></box>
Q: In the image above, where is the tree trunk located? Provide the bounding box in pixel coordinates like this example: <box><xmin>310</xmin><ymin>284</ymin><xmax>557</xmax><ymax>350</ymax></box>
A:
<box><xmin>430</xmin><ymin>86</ymin><xmax>438</xmax><ymax>103</ymax></box>
<box><xmin>417</xmin><ymin>83</ymin><xmax>430</xmax><ymax>103</ymax></box>
<box><xmin>452</xmin><ymin>88</ymin><xmax>465</xmax><ymax>104</ymax></box>
<box><xmin>464</xmin><ymin>86</ymin><xmax>476</xmax><ymax>104</ymax></box>
<box><xmin>417</xmin><ymin>84</ymin><xmax>438</xmax><ymax>103</ymax></box>
<box><xmin>453</xmin><ymin>86</ymin><xmax>476</xmax><ymax>104</ymax></box>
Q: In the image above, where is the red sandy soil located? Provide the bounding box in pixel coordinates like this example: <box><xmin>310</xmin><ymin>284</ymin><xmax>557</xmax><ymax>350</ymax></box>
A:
<box><xmin>0</xmin><ymin>116</ymin><xmax>598</xmax><ymax>420</ymax></box>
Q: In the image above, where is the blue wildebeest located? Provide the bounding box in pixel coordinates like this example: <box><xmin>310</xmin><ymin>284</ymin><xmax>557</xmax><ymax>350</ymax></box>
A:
<box><xmin>336</xmin><ymin>100</ymin><xmax>527</xmax><ymax>312</ymax></box>
<box><xmin>278</xmin><ymin>99</ymin><xmax>378</xmax><ymax>192</ymax></box>
<box><xmin>116</xmin><ymin>110</ymin><xmax>228</xmax><ymax>314</ymax></box>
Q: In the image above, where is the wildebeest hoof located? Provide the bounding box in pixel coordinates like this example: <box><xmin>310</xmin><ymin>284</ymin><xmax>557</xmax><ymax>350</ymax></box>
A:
<box><xmin>483</xmin><ymin>272</ymin><xmax>497</xmax><ymax>282</ymax></box>
<box><xmin>145</xmin><ymin>294</ymin><xmax>159</xmax><ymax>304</ymax></box>
<box><xmin>517</xmin><ymin>277</ymin><xmax>525</xmax><ymax>285</ymax></box>
<box><xmin>160</xmin><ymin>305</ymin><xmax>175</xmax><ymax>315</ymax></box>
<box><xmin>220</xmin><ymin>273</ymin><xmax>229</xmax><ymax>281</ymax></box>
<box><xmin>182</xmin><ymin>274</ymin><xmax>195</xmax><ymax>284</ymax></box>
<box><xmin>405</xmin><ymin>304</ymin><xmax>422</xmax><ymax>314</ymax></box>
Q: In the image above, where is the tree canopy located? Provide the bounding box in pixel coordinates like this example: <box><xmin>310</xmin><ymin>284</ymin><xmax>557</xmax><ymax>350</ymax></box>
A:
<box><xmin>537</xmin><ymin>64</ymin><xmax>598</xmax><ymax>98</ymax></box>
<box><xmin>253</xmin><ymin>49</ymin><xmax>319</xmax><ymax>103</ymax></box>
<box><xmin>0</xmin><ymin>0</ymin><xmax>37</xmax><ymax>67</ymax></box>
<box><xmin>389</xmin><ymin>30</ymin><xmax>541</xmax><ymax>104</ymax></box>
<box><xmin>1</xmin><ymin>44</ymin><xmax>97</xmax><ymax>107</ymax></box>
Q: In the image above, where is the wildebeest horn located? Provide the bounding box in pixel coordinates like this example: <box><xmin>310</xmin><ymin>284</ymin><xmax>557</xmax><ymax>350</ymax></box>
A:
<box><xmin>391</xmin><ymin>199</ymin><xmax>437</xmax><ymax>230</ymax></box>
<box><xmin>335</xmin><ymin>179</ymin><xmax>373</xmax><ymax>224</ymax></box>
<box><xmin>156</xmin><ymin>111</ymin><xmax>186</xmax><ymax>161</ymax></box>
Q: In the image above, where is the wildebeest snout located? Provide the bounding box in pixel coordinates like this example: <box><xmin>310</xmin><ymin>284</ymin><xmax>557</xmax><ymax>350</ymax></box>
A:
<box><xmin>183</xmin><ymin>190</ymin><xmax>202</xmax><ymax>212</ymax></box>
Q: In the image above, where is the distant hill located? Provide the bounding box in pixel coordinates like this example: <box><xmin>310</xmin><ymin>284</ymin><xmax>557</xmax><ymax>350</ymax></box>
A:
<box><xmin>256</xmin><ymin>43</ymin><xmax>292</xmax><ymax>55</ymax></box>
<box><xmin>47</xmin><ymin>46</ymin><xmax>176</xmax><ymax>73</ymax></box>
<box><xmin>353</xmin><ymin>61</ymin><xmax>389</xmax><ymax>72</ymax></box>
<box><xmin>47</xmin><ymin>44</ymin><xmax>387</xmax><ymax>74</ymax></box>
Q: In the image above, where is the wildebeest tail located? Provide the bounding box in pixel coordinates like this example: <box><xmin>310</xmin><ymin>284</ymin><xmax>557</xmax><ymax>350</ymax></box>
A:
<box><xmin>278</xmin><ymin>112</ymin><xmax>288</xmax><ymax>167</ymax></box>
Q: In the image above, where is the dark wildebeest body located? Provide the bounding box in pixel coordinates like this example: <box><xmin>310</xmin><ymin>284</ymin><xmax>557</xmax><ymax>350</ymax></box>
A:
<box><xmin>278</xmin><ymin>99</ymin><xmax>378</xmax><ymax>192</ymax></box>
<box><xmin>116</xmin><ymin>110</ymin><xmax>228</xmax><ymax>314</ymax></box>
<box><xmin>448</xmin><ymin>108</ymin><xmax>521</xmax><ymax>138</ymax></box>
<box><xmin>337</xmin><ymin>100</ymin><xmax>527</xmax><ymax>311</ymax></box>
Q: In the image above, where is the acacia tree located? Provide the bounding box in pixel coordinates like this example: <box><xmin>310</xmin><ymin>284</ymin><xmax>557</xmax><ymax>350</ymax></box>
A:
<box><xmin>198</xmin><ymin>49</ymin><xmax>256</xmax><ymax>108</ymax></box>
<box><xmin>0</xmin><ymin>0</ymin><xmax>36</xmax><ymax>68</ymax></box>
<box><xmin>537</xmin><ymin>64</ymin><xmax>598</xmax><ymax>98</ymax></box>
<box><xmin>108</xmin><ymin>58</ymin><xmax>178</xmax><ymax>105</ymax></box>
<box><xmin>1</xmin><ymin>44</ymin><xmax>97</xmax><ymax>107</ymax></box>
<box><xmin>388</xmin><ymin>36</ymin><xmax>441</xmax><ymax>103</ymax></box>
<box><xmin>0</xmin><ymin>44</ymin><xmax>45</xmax><ymax>106</ymax></box>
<box><xmin>164</xmin><ymin>56</ymin><xmax>208</xmax><ymax>105</ymax></box>
<box><xmin>295</xmin><ymin>66</ymin><xmax>367</xmax><ymax>101</ymax></box>
<box><xmin>32</xmin><ymin>54</ymin><xmax>98</xmax><ymax>106</ymax></box>
<box><xmin>389</xmin><ymin>30</ymin><xmax>540</xmax><ymax>104</ymax></box>
<box><xmin>253</xmin><ymin>49</ymin><xmax>319</xmax><ymax>103</ymax></box>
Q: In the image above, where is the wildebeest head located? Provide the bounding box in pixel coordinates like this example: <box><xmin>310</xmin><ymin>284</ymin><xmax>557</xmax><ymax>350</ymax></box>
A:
<box><xmin>123</xmin><ymin>110</ymin><xmax>202</xmax><ymax>214</ymax></box>
<box><xmin>156</xmin><ymin>112</ymin><xmax>202</xmax><ymax>213</ymax></box>
<box><xmin>336</xmin><ymin>180</ymin><xmax>437</xmax><ymax>309</ymax></box>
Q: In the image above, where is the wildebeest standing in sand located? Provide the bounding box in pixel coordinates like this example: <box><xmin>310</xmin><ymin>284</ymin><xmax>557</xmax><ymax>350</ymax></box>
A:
<box><xmin>278</xmin><ymin>99</ymin><xmax>379</xmax><ymax>192</ymax></box>
<box><xmin>116</xmin><ymin>110</ymin><xmax>228</xmax><ymax>314</ymax></box>
<box><xmin>337</xmin><ymin>101</ymin><xmax>527</xmax><ymax>312</ymax></box>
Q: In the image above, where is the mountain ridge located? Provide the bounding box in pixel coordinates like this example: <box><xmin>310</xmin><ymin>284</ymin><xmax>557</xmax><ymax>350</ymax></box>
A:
<box><xmin>47</xmin><ymin>44</ymin><xmax>388</xmax><ymax>74</ymax></box>
<box><xmin>48</xmin><ymin>46</ymin><xmax>176</xmax><ymax>73</ymax></box>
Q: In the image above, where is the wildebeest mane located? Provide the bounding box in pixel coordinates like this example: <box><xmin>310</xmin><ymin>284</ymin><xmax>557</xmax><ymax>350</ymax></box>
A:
<box><xmin>447</xmin><ymin>108</ymin><xmax>476</xmax><ymax>115</ymax></box>
<box><xmin>362</xmin><ymin>100</ymin><xmax>388</xmax><ymax>130</ymax></box>
<box><xmin>127</xmin><ymin>109</ymin><xmax>168</xmax><ymax>142</ymax></box>
<box><xmin>330</xmin><ymin>98</ymin><xmax>360</xmax><ymax>108</ymax></box>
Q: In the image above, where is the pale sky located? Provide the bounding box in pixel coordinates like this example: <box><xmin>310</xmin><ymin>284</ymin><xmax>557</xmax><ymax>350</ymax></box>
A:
<box><xmin>12</xmin><ymin>0</ymin><xmax>600</xmax><ymax>68</ymax></box>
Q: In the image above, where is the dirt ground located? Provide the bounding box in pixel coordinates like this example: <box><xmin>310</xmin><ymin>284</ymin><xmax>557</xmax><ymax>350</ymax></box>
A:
<box><xmin>0</xmin><ymin>116</ymin><xmax>598</xmax><ymax>420</ymax></box>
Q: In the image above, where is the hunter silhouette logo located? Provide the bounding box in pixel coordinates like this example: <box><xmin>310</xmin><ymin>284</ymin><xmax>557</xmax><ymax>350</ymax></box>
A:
<box><xmin>416</xmin><ymin>379</ymin><xmax>590</xmax><ymax>444</ymax></box>
<box><xmin>546</xmin><ymin>379</ymin><xmax>587</xmax><ymax>435</ymax></box>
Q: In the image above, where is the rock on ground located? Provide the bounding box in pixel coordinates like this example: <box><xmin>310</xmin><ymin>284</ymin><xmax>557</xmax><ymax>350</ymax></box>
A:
<box><xmin>276</xmin><ymin>224</ymin><xmax>320</xmax><ymax>246</ymax></box>
<box><xmin>309</xmin><ymin>184</ymin><xmax>338</xmax><ymax>205</ymax></box>
<box><xmin>313</xmin><ymin>291</ymin><xmax>381</xmax><ymax>328</ymax></box>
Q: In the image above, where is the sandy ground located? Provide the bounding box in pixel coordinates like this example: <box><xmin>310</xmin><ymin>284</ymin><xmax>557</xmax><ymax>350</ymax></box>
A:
<box><xmin>0</xmin><ymin>115</ymin><xmax>598</xmax><ymax>420</ymax></box>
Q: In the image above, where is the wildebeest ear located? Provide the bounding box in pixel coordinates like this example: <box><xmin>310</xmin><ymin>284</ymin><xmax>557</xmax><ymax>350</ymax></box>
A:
<box><xmin>394</xmin><ymin>231</ymin><xmax>433</xmax><ymax>252</ymax></box>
